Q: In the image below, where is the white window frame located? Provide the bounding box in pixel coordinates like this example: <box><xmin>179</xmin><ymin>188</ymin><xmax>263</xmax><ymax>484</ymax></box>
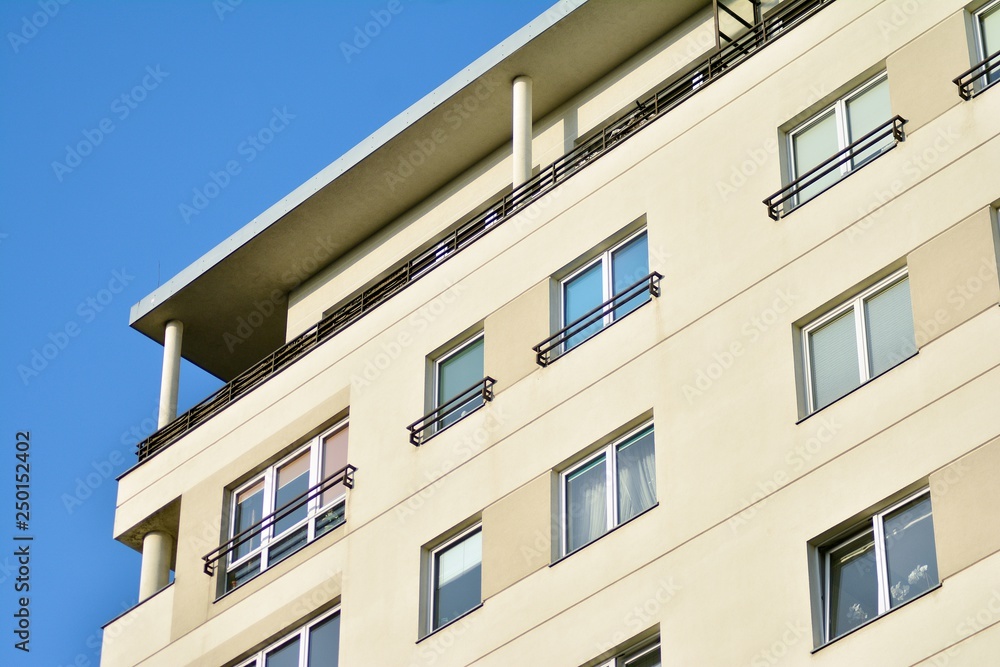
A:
<box><xmin>433</xmin><ymin>332</ymin><xmax>485</xmax><ymax>418</ymax></box>
<box><xmin>427</xmin><ymin>523</ymin><xmax>483</xmax><ymax>635</ymax></box>
<box><xmin>975</xmin><ymin>0</ymin><xmax>1000</xmax><ymax>61</ymax></box>
<box><xmin>786</xmin><ymin>72</ymin><xmax>889</xmax><ymax>203</ymax></box>
<box><xmin>801</xmin><ymin>267</ymin><xmax>912</xmax><ymax>414</ymax></box>
<box><xmin>819</xmin><ymin>489</ymin><xmax>936</xmax><ymax>644</ymax></box>
<box><xmin>560</xmin><ymin>423</ymin><xmax>655</xmax><ymax>556</ymax></box>
<box><xmin>559</xmin><ymin>229</ymin><xmax>649</xmax><ymax>348</ymax></box>
<box><xmin>226</xmin><ymin>419</ymin><xmax>349</xmax><ymax>589</ymax></box>
<box><xmin>236</xmin><ymin>606</ymin><xmax>340</xmax><ymax>667</ymax></box>
<box><xmin>595</xmin><ymin>638</ymin><xmax>661</xmax><ymax>667</ymax></box>
<box><xmin>975</xmin><ymin>0</ymin><xmax>1000</xmax><ymax>89</ymax></box>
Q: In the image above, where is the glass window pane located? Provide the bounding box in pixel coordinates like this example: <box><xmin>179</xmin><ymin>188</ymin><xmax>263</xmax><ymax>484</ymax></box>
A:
<box><xmin>268</xmin><ymin>525</ymin><xmax>309</xmax><ymax>567</ymax></box>
<box><xmin>265</xmin><ymin>638</ymin><xmax>300</xmax><ymax>667</ymax></box>
<box><xmin>563</xmin><ymin>262</ymin><xmax>605</xmax><ymax>350</ymax></box>
<box><xmin>437</xmin><ymin>337</ymin><xmax>485</xmax><ymax>429</ymax></box>
<box><xmin>624</xmin><ymin>645</ymin><xmax>661</xmax><ymax>667</ymax></box>
<box><xmin>883</xmin><ymin>495</ymin><xmax>938</xmax><ymax>609</ymax></box>
<box><xmin>808</xmin><ymin>309</ymin><xmax>861</xmax><ymax>410</ymax></box>
<box><xmin>565</xmin><ymin>454</ymin><xmax>608</xmax><ymax>552</ymax></box>
<box><xmin>321</xmin><ymin>426</ymin><xmax>349</xmax><ymax>508</ymax></box>
<box><xmin>791</xmin><ymin>110</ymin><xmax>840</xmax><ymax>205</ymax></box>
<box><xmin>226</xmin><ymin>554</ymin><xmax>261</xmax><ymax>592</ymax></box>
<box><xmin>308</xmin><ymin>613</ymin><xmax>341</xmax><ymax>667</ymax></box>
<box><xmin>434</xmin><ymin>529</ymin><xmax>482</xmax><ymax>629</ymax></box>
<box><xmin>864</xmin><ymin>278</ymin><xmax>914</xmax><ymax>378</ymax></box>
<box><xmin>982</xmin><ymin>5</ymin><xmax>1000</xmax><ymax>83</ymax></box>
<box><xmin>617</xmin><ymin>428</ymin><xmax>656</xmax><ymax>524</ymax></box>
<box><xmin>233</xmin><ymin>480</ymin><xmax>265</xmax><ymax>559</ymax></box>
<box><xmin>274</xmin><ymin>453</ymin><xmax>310</xmax><ymax>536</ymax></box>
<box><xmin>827</xmin><ymin>530</ymin><xmax>878</xmax><ymax>639</ymax></box>
<box><xmin>611</xmin><ymin>234</ymin><xmax>650</xmax><ymax>319</ymax></box>
<box><xmin>847</xmin><ymin>78</ymin><xmax>892</xmax><ymax>166</ymax></box>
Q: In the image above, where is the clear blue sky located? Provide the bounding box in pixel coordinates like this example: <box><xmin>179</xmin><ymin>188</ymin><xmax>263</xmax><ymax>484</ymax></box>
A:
<box><xmin>0</xmin><ymin>1</ymin><xmax>552</xmax><ymax>664</ymax></box>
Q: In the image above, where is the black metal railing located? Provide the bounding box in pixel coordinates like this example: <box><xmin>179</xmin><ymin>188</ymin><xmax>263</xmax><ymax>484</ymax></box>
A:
<box><xmin>407</xmin><ymin>377</ymin><xmax>496</xmax><ymax>446</ymax></box>
<box><xmin>202</xmin><ymin>464</ymin><xmax>356</xmax><ymax>576</ymax></box>
<box><xmin>533</xmin><ymin>272</ymin><xmax>662</xmax><ymax>367</ymax></box>
<box><xmin>134</xmin><ymin>0</ymin><xmax>836</xmax><ymax>464</ymax></box>
<box><xmin>953</xmin><ymin>50</ymin><xmax>1000</xmax><ymax>100</ymax></box>
<box><xmin>763</xmin><ymin>115</ymin><xmax>907</xmax><ymax>220</ymax></box>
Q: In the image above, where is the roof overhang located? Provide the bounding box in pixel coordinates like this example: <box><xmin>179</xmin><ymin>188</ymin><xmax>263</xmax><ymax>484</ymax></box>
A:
<box><xmin>129</xmin><ymin>0</ymin><xmax>706</xmax><ymax>380</ymax></box>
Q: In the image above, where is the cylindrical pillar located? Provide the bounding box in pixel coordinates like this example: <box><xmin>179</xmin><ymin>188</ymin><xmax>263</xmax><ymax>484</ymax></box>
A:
<box><xmin>157</xmin><ymin>320</ymin><xmax>183</xmax><ymax>428</ymax></box>
<box><xmin>138</xmin><ymin>530</ymin><xmax>172</xmax><ymax>600</ymax></box>
<box><xmin>512</xmin><ymin>75</ymin><xmax>533</xmax><ymax>187</ymax></box>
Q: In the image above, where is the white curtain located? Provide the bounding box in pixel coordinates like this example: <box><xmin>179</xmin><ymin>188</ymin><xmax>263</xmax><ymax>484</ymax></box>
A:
<box><xmin>618</xmin><ymin>431</ymin><xmax>656</xmax><ymax>523</ymax></box>
<box><xmin>566</xmin><ymin>458</ymin><xmax>607</xmax><ymax>552</ymax></box>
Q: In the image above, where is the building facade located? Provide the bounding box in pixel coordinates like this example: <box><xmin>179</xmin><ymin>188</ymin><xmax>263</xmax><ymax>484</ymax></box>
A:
<box><xmin>102</xmin><ymin>0</ymin><xmax>1000</xmax><ymax>665</ymax></box>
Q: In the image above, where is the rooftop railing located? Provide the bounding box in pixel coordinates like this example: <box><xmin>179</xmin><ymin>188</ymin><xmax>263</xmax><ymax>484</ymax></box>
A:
<box><xmin>134</xmin><ymin>0</ymin><xmax>837</xmax><ymax>464</ymax></box>
<box><xmin>953</xmin><ymin>50</ymin><xmax>1000</xmax><ymax>101</ymax></box>
<box><xmin>407</xmin><ymin>377</ymin><xmax>496</xmax><ymax>446</ymax></box>
<box><xmin>763</xmin><ymin>115</ymin><xmax>907</xmax><ymax>220</ymax></box>
<box><xmin>202</xmin><ymin>463</ymin><xmax>356</xmax><ymax>576</ymax></box>
<box><xmin>533</xmin><ymin>272</ymin><xmax>662</xmax><ymax>367</ymax></box>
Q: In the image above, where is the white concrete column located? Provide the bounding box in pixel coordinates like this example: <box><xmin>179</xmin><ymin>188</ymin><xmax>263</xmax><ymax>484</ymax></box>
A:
<box><xmin>512</xmin><ymin>75</ymin><xmax>533</xmax><ymax>187</ymax></box>
<box><xmin>138</xmin><ymin>530</ymin><xmax>172</xmax><ymax>601</ymax></box>
<box><xmin>157</xmin><ymin>320</ymin><xmax>183</xmax><ymax>428</ymax></box>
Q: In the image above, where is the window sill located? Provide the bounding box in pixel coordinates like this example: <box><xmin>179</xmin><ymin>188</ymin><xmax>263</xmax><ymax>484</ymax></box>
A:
<box><xmin>416</xmin><ymin>603</ymin><xmax>483</xmax><ymax>643</ymax></box>
<box><xmin>812</xmin><ymin>582</ymin><xmax>941</xmax><ymax>652</ymax></box>
<box><xmin>549</xmin><ymin>502</ymin><xmax>659</xmax><ymax>567</ymax></box>
<box><xmin>797</xmin><ymin>351</ymin><xmax>917</xmax><ymax>425</ymax></box>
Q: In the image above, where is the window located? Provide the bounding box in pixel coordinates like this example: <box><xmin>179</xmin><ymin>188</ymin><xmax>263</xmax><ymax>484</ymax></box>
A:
<box><xmin>434</xmin><ymin>334</ymin><xmax>485</xmax><ymax>431</ymax></box>
<box><xmin>976</xmin><ymin>0</ymin><xmax>1000</xmax><ymax>85</ymax></box>
<box><xmin>818</xmin><ymin>489</ymin><xmax>938</xmax><ymax>643</ymax></box>
<box><xmin>225</xmin><ymin>422</ymin><xmax>350</xmax><ymax>592</ymax></box>
<box><xmin>802</xmin><ymin>269</ymin><xmax>914</xmax><ymax>414</ymax></box>
<box><xmin>787</xmin><ymin>73</ymin><xmax>892</xmax><ymax>207</ymax></box>
<box><xmin>562</xmin><ymin>424</ymin><xmax>656</xmax><ymax>555</ymax></box>
<box><xmin>237</xmin><ymin>608</ymin><xmax>340</xmax><ymax>667</ymax></box>
<box><xmin>428</xmin><ymin>524</ymin><xmax>482</xmax><ymax>633</ymax></box>
<box><xmin>596</xmin><ymin>639</ymin><xmax>661</xmax><ymax>667</ymax></box>
<box><xmin>561</xmin><ymin>230</ymin><xmax>650</xmax><ymax>352</ymax></box>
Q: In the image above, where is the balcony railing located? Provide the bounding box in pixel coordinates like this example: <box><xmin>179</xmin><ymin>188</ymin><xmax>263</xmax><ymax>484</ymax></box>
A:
<box><xmin>202</xmin><ymin>464</ymin><xmax>356</xmax><ymax>577</ymax></box>
<box><xmin>534</xmin><ymin>272</ymin><xmax>662</xmax><ymax>367</ymax></box>
<box><xmin>407</xmin><ymin>377</ymin><xmax>496</xmax><ymax>446</ymax></box>
<box><xmin>763</xmin><ymin>115</ymin><xmax>907</xmax><ymax>220</ymax></box>
<box><xmin>953</xmin><ymin>51</ymin><xmax>1000</xmax><ymax>100</ymax></box>
<box><xmin>133</xmin><ymin>0</ymin><xmax>837</xmax><ymax>465</ymax></box>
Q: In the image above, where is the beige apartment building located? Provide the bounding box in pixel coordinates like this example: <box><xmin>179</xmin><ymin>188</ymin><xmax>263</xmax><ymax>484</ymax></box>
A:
<box><xmin>101</xmin><ymin>0</ymin><xmax>1000</xmax><ymax>665</ymax></box>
